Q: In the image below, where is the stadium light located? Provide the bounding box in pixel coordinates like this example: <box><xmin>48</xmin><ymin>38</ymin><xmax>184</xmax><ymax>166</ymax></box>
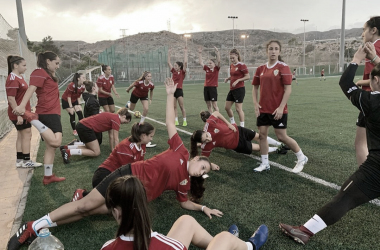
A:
<box><xmin>184</xmin><ymin>34</ymin><xmax>191</xmax><ymax>48</ymax></box>
<box><xmin>300</xmin><ymin>19</ymin><xmax>309</xmax><ymax>74</ymax></box>
<box><xmin>228</xmin><ymin>16</ymin><xmax>238</xmax><ymax>48</ymax></box>
<box><xmin>241</xmin><ymin>34</ymin><xmax>249</xmax><ymax>62</ymax></box>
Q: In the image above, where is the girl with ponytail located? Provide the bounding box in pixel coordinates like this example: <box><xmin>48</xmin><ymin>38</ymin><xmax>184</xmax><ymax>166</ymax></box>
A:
<box><xmin>61</xmin><ymin>72</ymin><xmax>86</xmax><ymax>136</ymax></box>
<box><xmin>96</xmin><ymin>65</ymin><xmax>119</xmax><ymax>113</ymax></box>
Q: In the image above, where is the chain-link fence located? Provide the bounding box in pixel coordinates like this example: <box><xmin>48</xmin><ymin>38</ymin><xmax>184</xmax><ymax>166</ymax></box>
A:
<box><xmin>0</xmin><ymin>14</ymin><xmax>37</xmax><ymax>139</ymax></box>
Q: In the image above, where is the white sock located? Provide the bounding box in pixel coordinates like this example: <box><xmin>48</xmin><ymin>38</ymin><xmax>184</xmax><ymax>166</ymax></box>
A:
<box><xmin>268</xmin><ymin>146</ymin><xmax>278</xmax><ymax>153</ymax></box>
<box><xmin>261</xmin><ymin>154</ymin><xmax>269</xmax><ymax>165</ymax></box>
<box><xmin>44</xmin><ymin>164</ymin><xmax>53</xmax><ymax>176</ymax></box>
<box><xmin>246</xmin><ymin>242</ymin><xmax>253</xmax><ymax>250</ymax></box>
<box><xmin>230</xmin><ymin>117</ymin><xmax>235</xmax><ymax>124</ymax></box>
<box><xmin>74</xmin><ymin>141</ymin><xmax>84</xmax><ymax>146</ymax></box>
<box><xmin>30</xmin><ymin>120</ymin><xmax>49</xmax><ymax>134</ymax></box>
<box><xmin>295</xmin><ymin>149</ymin><xmax>305</xmax><ymax>161</ymax></box>
<box><xmin>240</xmin><ymin>122</ymin><xmax>244</xmax><ymax>127</ymax></box>
<box><xmin>140</xmin><ymin>116</ymin><xmax>146</xmax><ymax>123</ymax></box>
<box><xmin>32</xmin><ymin>214</ymin><xmax>56</xmax><ymax>232</ymax></box>
<box><xmin>67</xmin><ymin>145</ymin><xmax>78</xmax><ymax>149</ymax></box>
<box><xmin>183</xmin><ymin>117</ymin><xmax>187</xmax><ymax>121</ymax></box>
<box><xmin>304</xmin><ymin>214</ymin><xmax>327</xmax><ymax>234</ymax></box>
<box><xmin>267</xmin><ymin>136</ymin><xmax>281</xmax><ymax>146</ymax></box>
<box><xmin>69</xmin><ymin>149</ymin><xmax>82</xmax><ymax>155</ymax></box>
<box><xmin>175</xmin><ymin>117</ymin><xmax>178</xmax><ymax>121</ymax></box>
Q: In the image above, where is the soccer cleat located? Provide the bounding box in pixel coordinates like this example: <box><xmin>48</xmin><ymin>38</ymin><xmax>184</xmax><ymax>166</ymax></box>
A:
<box><xmin>59</xmin><ymin>145</ymin><xmax>68</xmax><ymax>151</ymax></box>
<box><xmin>22</xmin><ymin>161</ymin><xmax>42</xmax><ymax>168</ymax></box>
<box><xmin>292</xmin><ymin>156</ymin><xmax>308</xmax><ymax>173</ymax></box>
<box><xmin>254</xmin><ymin>163</ymin><xmax>270</xmax><ymax>172</ymax></box>
<box><xmin>268</xmin><ymin>146</ymin><xmax>279</xmax><ymax>153</ymax></box>
<box><xmin>67</xmin><ymin>138</ymin><xmax>79</xmax><ymax>146</ymax></box>
<box><xmin>21</xmin><ymin>111</ymin><xmax>38</xmax><ymax>123</ymax></box>
<box><xmin>72</xmin><ymin>189</ymin><xmax>86</xmax><ymax>202</ymax></box>
<box><xmin>7</xmin><ymin>221</ymin><xmax>36</xmax><ymax>250</ymax></box>
<box><xmin>228</xmin><ymin>224</ymin><xmax>239</xmax><ymax>237</ymax></box>
<box><xmin>182</xmin><ymin>120</ymin><xmax>187</xmax><ymax>127</ymax></box>
<box><xmin>281</xmin><ymin>143</ymin><xmax>291</xmax><ymax>150</ymax></box>
<box><xmin>279</xmin><ymin>223</ymin><xmax>313</xmax><ymax>245</ymax></box>
<box><xmin>43</xmin><ymin>174</ymin><xmax>66</xmax><ymax>185</ymax></box>
<box><xmin>73</xmin><ymin>130</ymin><xmax>78</xmax><ymax>136</ymax></box>
<box><xmin>146</xmin><ymin>142</ymin><xmax>157</xmax><ymax>148</ymax></box>
<box><xmin>248</xmin><ymin>224</ymin><xmax>269</xmax><ymax>250</ymax></box>
<box><xmin>175</xmin><ymin>120</ymin><xmax>179</xmax><ymax>126</ymax></box>
<box><xmin>60</xmin><ymin>149</ymin><xmax>70</xmax><ymax>164</ymax></box>
<box><xmin>16</xmin><ymin>161</ymin><xmax>23</xmax><ymax>168</ymax></box>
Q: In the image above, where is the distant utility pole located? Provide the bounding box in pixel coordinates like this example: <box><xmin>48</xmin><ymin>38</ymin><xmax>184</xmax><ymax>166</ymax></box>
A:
<box><xmin>301</xmin><ymin>19</ymin><xmax>309</xmax><ymax>74</ymax></box>
<box><xmin>167</xmin><ymin>19</ymin><xmax>171</xmax><ymax>32</ymax></box>
<box><xmin>120</xmin><ymin>29</ymin><xmax>130</xmax><ymax>82</ymax></box>
<box><xmin>339</xmin><ymin>0</ymin><xmax>346</xmax><ymax>72</ymax></box>
<box><xmin>16</xmin><ymin>0</ymin><xmax>27</xmax><ymax>44</ymax></box>
<box><xmin>228</xmin><ymin>16</ymin><xmax>238</xmax><ymax>48</ymax></box>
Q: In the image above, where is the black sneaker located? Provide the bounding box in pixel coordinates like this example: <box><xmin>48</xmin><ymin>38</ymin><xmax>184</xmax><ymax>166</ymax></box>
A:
<box><xmin>67</xmin><ymin>138</ymin><xmax>79</xmax><ymax>146</ymax></box>
<box><xmin>61</xmin><ymin>149</ymin><xmax>70</xmax><ymax>164</ymax></box>
<box><xmin>7</xmin><ymin>221</ymin><xmax>36</xmax><ymax>250</ymax></box>
<box><xmin>276</xmin><ymin>144</ymin><xmax>290</xmax><ymax>154</ymax></box>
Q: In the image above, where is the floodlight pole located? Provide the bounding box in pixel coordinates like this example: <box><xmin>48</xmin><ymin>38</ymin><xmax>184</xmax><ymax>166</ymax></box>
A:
<box><xmin>16</xmin><ymin>0</ymin><xmax>27</xmax><ymax>44</ymax></box>
<box><xmin>228</xmin><ymin>16</ymin><xmax>238</xmax><ymax>48</ymax></box>
<box><xmin>301</xmin><ymin>19</ymin><xmax>309</xmax><ymax>74</ymax></box>
<box><xmin>338</xmin><ymin>0</ymin><xmax>346</xmax><ymax>72</ymax></box>
<box><xmin>241</xmin><ymin>35</ymin><xmax>249</xmax><ymax>62</ymax></box>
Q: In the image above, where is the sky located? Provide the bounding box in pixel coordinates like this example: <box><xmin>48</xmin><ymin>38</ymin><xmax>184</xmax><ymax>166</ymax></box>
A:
<box><xmin>0</xmin><ymin>0</ymin><xmax>378</xmax><ymax>43</ymax></box>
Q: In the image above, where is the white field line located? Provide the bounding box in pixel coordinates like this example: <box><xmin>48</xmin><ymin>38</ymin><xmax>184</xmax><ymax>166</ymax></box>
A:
<box><xmin>116</xmin><ymin>105</ymin><xmax>380</xmax><ymax>207</ymax></box>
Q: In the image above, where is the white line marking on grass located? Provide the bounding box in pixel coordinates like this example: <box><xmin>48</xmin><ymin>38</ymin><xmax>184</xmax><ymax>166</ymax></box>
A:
<box><xmin>116</xmin><ymin>105</ymin><xmax>380</xmax><ymax>207</ymax></box>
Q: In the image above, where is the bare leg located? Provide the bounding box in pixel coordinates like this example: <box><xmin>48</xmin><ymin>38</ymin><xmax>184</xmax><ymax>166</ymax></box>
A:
<box><xmin>129</xmin><ymin>103</ymin><xmax>136</xmax><ymax>111</ymax></box>
<box><xmin>141</xmin><ymin>100</ymin><xmax>149</xmax><ymax>117</ymax></box>
<box><xmin>235</xmin><ymin>103</ymin><xmax>244</xmax><ymax>123</ymax></box>
<box><xmin>109</xmin><ymin>104</ymin><xmax>115</xmax><ymax>113</ymax></box>
<box><xmin>212</xmin><ymin>101</ymin><xmax>219</xmax><ymax>112</ymax></box>
<box><xmin>225</xmin><ymin>101</ymin><xmax>234</xmax><ymax>119</ymax></box>
<box><xmin>73</xmin><ymin>141</ymin><xmax>101</xmax><ymax>157</ymax></box>
<box><xmin>206</xmin><ymin>101</ymin><xmax>212</xmax><ymax>113</ymax></box>
<box><xmin>55</xmin><ymin>204</ymin><xmax>109</xmax><ymax>225</ymax></box>
<box><xmin>258</xmin><ymin>126</ymin><xmax>269</xmax><ymax>155</ymax></box>
<box><xmin>355</xmin><ymin>126</ymin><xmax>368</xmax><ymax>167</ymax></box>
<box><xmin>207</xmin><ymin>232</ymin><xmax>248</xmax><ymax>250</ymax></box>
<box><xmin>177</xmin><ymin>96</ymin><xmax>186</xmax><ymax>118</ymax></box>
<box><xmin>20</xmin><ymin>128</ymin><xmax>32</xmax><ymax>154</ymax></box>
<box><xmin>274</xmin><ymin>129</ymin><xmax>300</xmax><ymax>153</ymax></box>
<box><xmin>103</xmin><ymin>105</ymin><xmax>110</xmax><ymax>112</ymax></box>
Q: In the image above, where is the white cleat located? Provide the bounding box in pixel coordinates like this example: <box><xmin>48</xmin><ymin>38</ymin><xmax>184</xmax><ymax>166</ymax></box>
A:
<box><xmin>292</xmin><ymin>156</ymin><xmax>308</xmax><ymax>173</ymax></box>
<box><xmin>268</xmin><ymin>146</ymin><xmax>278</xmax><ymax>153</ymax></box>
<box><xmin>254</xmin><ymin>163</ymin><xmax>270</xmax><ymax>172</ymax></box>
<box><xmin>146</xmin><ymin>142</ymin><xmax>157</xmax><ymax>148</ymax></box>
<box><xmin>22</xmin><ymin>161</ymin><xmax>43</xmax><ymax>168</ymax></box>
<box><xmin>16</xmin><ymin>161</ymin><xmax>23</xmax><ymax>168</ymax></box>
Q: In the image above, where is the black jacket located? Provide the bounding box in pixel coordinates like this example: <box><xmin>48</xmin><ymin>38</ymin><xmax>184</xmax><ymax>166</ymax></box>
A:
<box><xmin>83</xmin><ymin>92</ymin><xmax>100</xmax><ymax>118</ymax></box>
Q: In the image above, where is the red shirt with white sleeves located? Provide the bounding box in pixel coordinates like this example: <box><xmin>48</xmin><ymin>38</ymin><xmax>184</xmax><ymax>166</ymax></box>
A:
<box><xmin>6</xmin><ymin>73</ymin><xmax>31</xmax><ymax>121</ymax></box>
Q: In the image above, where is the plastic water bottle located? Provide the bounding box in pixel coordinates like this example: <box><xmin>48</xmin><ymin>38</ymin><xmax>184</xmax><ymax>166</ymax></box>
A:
<box><xmin>28</xmin><ymin>228</ymin><xmax>64</xmax><ymax>250</ymax></box>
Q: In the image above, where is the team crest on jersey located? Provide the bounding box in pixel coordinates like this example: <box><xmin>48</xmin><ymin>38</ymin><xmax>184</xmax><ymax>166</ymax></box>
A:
<box><xmin>214</xmin><ymin>128</ymin><xmax>219</xmax><ymax>133</ymax></box>
<box><xmin>110</xmin><ymin>81</ymin><xmax>113</xmax><ymax>84</ymax></box>
<box><xmin>180</xmin><ymin>159</ymin><xmax>184</xmax><ymax>165</ymax></box>
<box><xmin>274</xmin><ymin>69</ymin><xmax>279</xmax><ymax>76</ymax></box>
<box><xmin>213</xmin><ymin>142</ymin><xmax>216</xmax><ymax>145</ymax></box>
<box><xmin>178</xmin><ymin>72</ymin><xmax>180</xmax><ymax>74</ymax></box>
<box><xmin>235</xmin><ymin>67</ymin><xmax>238</xmax><ymax>71</ymax></box>
<box><xmin>260</xmin><ymin>72</ymin><xmax>263</xmax><ymax>76</ymax></box>
<box><xmin>180</xmin><ymin>179</ymin><xmax>188</xmax><ymax>185</ymax></box>
<box><xmin>22</xmin><ymin>84</ymin><xmax>24</xmax><ymax>86</ymax></box>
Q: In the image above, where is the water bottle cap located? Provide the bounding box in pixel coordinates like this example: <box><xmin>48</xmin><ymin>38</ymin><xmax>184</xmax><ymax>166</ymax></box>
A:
<box><xmin>38</xmin><ymin>228</ymin><xmax>51</xmax><ymax>238</ymax></box>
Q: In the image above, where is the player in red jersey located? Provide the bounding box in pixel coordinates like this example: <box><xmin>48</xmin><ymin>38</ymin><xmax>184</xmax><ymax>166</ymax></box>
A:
<box><xmin>59</xmin><ymin>108</ymin><xmax>131</xmax><ymax>164</ymax></box>
<box><xmin>72</xmin><ymin>122</ymin><xmax>154</xmax><ymax>201</ymax></box>
<box><xmin>101</xmin><ymin>176</ymin><xmax>268</xmax><ymax>250</ymax></box>
<box><xmin>224</xmin><ymin>49</ymin><xmax>250</xmax><ymax>127</ymax></box>
<box><xmin>292</xmin><ymin>69</ymin><xmax>298</xmax><ymax>84</ymax></box>
<box><xmin>190</xmin><ymin>111</ymin><xmax>281</xmax><ymax>159</ymax></box>
<box><xmin>7</xmin><ymin>78</ymin><xmax>224</xmax><ymax>250</ymax></box>
<box><xmin>320</xmin><ymin>68</ymin><xmax>325</xmax><ymax>81</ymax></box>
<box><xmin>6</xmin><ymin>55</ymin><xmax>42</xmax><ymax>168</ymax></box>
<box><xmin>126</xmin><ymin>71</ymin><xmax>155</xmax><ymax>124</ymax></box>
<box><xmin>252</xmin><ymin>40</ymin><xmax>308</xmax><ymax>173</ymax></box>
<box><xmin>61</xmin><ymin>72</ymin><xmax>86</xmax><ymax>136</ymax></box>
<box><xmin>13</xmin><ymin>51</ymin><xmax>65</xmax><ymax>185</ymax></box>
<box><xmin>353</xmin><ymin>16</ymin><xmax>380</xmax><ymax>167</ymax></box>
<box><xmin>198</xmin><ymin>46</ymin><xmax>221</xmax><ymax>113</ymax></box>
<box><xmin>97</xmin><ymin>65</ymin><xmax>119</xmax><ymax>113</ymax></box>
<box><xmin>168</xmin><ymin>47</ymin><xmax>188</xmax><ymax>126</ymax></box>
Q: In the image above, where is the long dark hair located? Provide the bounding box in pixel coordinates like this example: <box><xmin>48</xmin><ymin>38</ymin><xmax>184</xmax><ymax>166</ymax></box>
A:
<box><xmin>371</xmin><ymin>63</ymin><xmax>380</xmax><ymax>80</ymax></box>
<box><xmin>72</xmin><ymin>73</ymin><xmax>83</xmax><ymax>94</ymax></box>
<box><xmin>106</xmin><ymin>176</ymin><xmax>151</xmax><ymax>250</ymax></box>
<box><xmin>190</xmin><ymin>130</ymin><xmax>203</xmax><ymax>158</ymax></box>
<box><xmin>37</xmin><ymin>51</ymin><xmax>59</xmax><ymax>82</ymax></box>
<box><xmin>230</xmin><ymin>49</ymin><xmax>241</xmax><ymax>62</ymax></box>
<box><xmin>175</xmin><ymin>61</ymin><xmax>184</xmax><ymax>70</ymax></box>
<box><xmin>101</xmin><ymin>64</ymin><xmax>109</xmax><ymax>73</ymax></box>
<box><xmin>189</xmin><ymin>156</ymin><xmax>211</xmax><ymax>203</ymax></box>
<box><xmin>200</xmin><ymin>110</ymin><xmax>211</xmax><ymax>122</ymax></box>
<box><xmin>7</xmin><ymin>55</ymin><xmax>24</xmax><ymax>75</ymax></box>
<box><xmin>117</xmin><ymin>108</ymin><xmax>132</xmax><ymax>121</ymax></box>
<box><xmin>366</xmin><ymin>16</ymin><xmax>380</xmax><ymax>36</ymax></box>
<box><xmin>84</xmin><ymin>81</ymin><xmax>95</xmax><ymax>92</ymax></box>
<box><xmin>266</xmin><ymin>40</ymin><xmax>284</xmax><ymax>62</ymax></box>
<box><xmin>129</xmin><ymin>122</ymin><xmax>155</xmax><ymax>143</ymax></box>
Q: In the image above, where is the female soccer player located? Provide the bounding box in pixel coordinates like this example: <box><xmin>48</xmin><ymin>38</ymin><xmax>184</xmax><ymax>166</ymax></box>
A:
<box><xmin>252</xmin><ymin>40</ymin><xmax>308</xmax><ymax>173</ymax></box>
<box><xmin>190</xmin><ymin>111</ymin><xmax>281</xmax><ymax>158</ymax></box>
<box><xmin>72</xmin><ymin>122</ymin><xmax>154</xmax><ymax>201</ymax></box>
<box><xmin>167</xmin><ymin>47</ymin><xmax>188</xmax><ymax>126</ymax></box>
<box><xmin>97</xmin><ymin>65</ymin><xmax>119</xmax><ymax>113</ymax></box>
<box><xmin>279</xmin><ymin>44</ymin><xmax>380</xmax><ymax>246</ymax></box>
<box><xmin>224</xmin><ymin>49</ymin><xmax>250</xmax><ymax>127</ymax></box>
<box><xmin>13</xmin><ymin>51</ymin><xmax>65</xmax><ymax>185</ymax></box>
<box><xmin>320</xmin><ymin>68</ymin><xmax>326</xmax><ymax>81</ymax></box>
<box><xmin>61</xmin><ymin>72</ymin><xmax>86</xmax><ymax>136</ymax></box>
<box><xmin>7</xmin><ymin>78</ymin><xmax>223</xmax><ymax>250</ymax></box>
<box><xmin>292</xmin><ymin>69</ymin><xmax>298</xmax><ymax>85</ymax></box>
<box><xmin>60</xmin><ymin>108</ymin><xmax>131</xmax><ymax>164</ymax></box>
<box><xmin>126</xmin><ymin>71</ymin><xmax>155</xmax><ymax>124</ymax></box>
<box><xmin>6</xmin><ymin>55</ymin><xmax>42</xmax><ymax>168</ymax></box>
<box><xmin>82</xmin><ymin>81</ymin><xmax>102</xmax><ymax>144</ymax></box>
<box><xmin>101</xmin><ymin>176</ymin><xmax>269</xmax><ymax>250</ymax></box>
<box><xmin>198</xmin><ymin>46</ymin><xmax>221</xmax><ymax>112</ymax></box>
<box><xmin>353</xmin><ymin>16</ymin><xmax>380</xmax><ymax>167</ymax></box>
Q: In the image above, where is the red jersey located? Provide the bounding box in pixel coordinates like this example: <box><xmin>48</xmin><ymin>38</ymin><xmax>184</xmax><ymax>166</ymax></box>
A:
<box><xmin>321</xmin><ymin>69</ymin><xmax>325</xmax><ymax>75</ymax></box>
<box><xmin>203</xmin><ymin>65</ymin><xmax>220</xmax><ymax>87</ymax></box>
<box><xmin>6</xmin><ymin>73</ymin><xmax>31</xmax><ymax>121</ymax></box>
<box><xmin>200</xmin><ymin>115</ymin><xmax>239</xmax><ymax>157</ymax></box>
<box><xmin>97</xmin><ymin>75</ymin><xmax>115</xmax><ymax>98</ymax></box>
<box><xmin>131</xmin><ymin>133</ymin><xmax>190</xmax><ymax>202</ymax></box>
<box><xmin>229</xmin><ymin>62</ymin><xmax>248</xmax><ymax>90</ymax></box>
<box><xmin>61</xmin><ymin>82</ymin><xmax>85</xmax><ymax>103</ymax></box>
<box><xmin>100</xmin><ymin>137</ymin><xmax>146</xmax><ymax>172</ymax></box>
<box><xmin>132</xmin><ymin>80</ymin><xmax>155</xmax><ymax>98</ymax></box>
<box><xmin>252</xmin><ymin>61</ymin><xmax>292</xmax><ymax>114</ymax></box>
<box><xmin>101</xmin><ymin>232</ymin><xmax>187</xmax><ymax>250</ymax></box>
<box><xmin>171</xmin><ymin>68</ymin><xmax>186</xmax><ymax>89</ymax></box>
<box><xmin>30</xmin><ymin>68</ymin><xmax>60</xmax><ymax>115</ymax></box>
<box><xmin>80</xmin><ymin>112</ymin><xmax>121</xmax><ymax>133</ymax></box>
<box><xmin>363</xmin><ymin>39</ymin><xmax>380</xmax><ymax>91</ymax></box>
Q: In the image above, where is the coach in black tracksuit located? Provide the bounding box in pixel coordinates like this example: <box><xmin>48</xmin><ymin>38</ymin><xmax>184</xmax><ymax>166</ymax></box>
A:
<box><xmin>83</xmin><ymin>81</ymin><xmax>102</xmax><ymax>145</ymax></box>
<box><xmin>279</xmin><ymin>46</ymin><xmax>380</xmax><ymax>244</ymax></box>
